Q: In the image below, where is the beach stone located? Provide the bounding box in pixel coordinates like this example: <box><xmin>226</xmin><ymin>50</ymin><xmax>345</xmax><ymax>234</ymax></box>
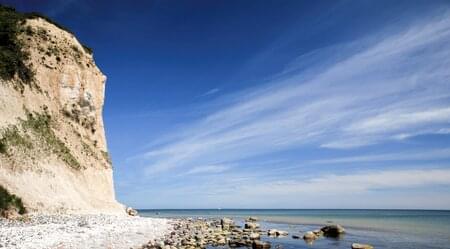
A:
<box><xmin>292</xmin><ymin>235</ymin><xmax>300</xmax><ymax>239</ymax></box>
<box><xmin>217</xmin><ymin>237</ymin><xmax>227</xmax><ymax>245</ymax></box>
<box><xmin>267</xmin><ymin>229</ymin><xmax>288</xmax><ymax>237</ymax></box>
<box><xmin>246</xmin><ymin>217</ymin><xmax>258</xmax><ymax>222</ymax></box>
<box><xmin>126</xmin><ymin>207</ymin><xmax>138</xmax><ymax>216</ymax></box>
<box><xmin>221</xmin><ymin>218</ymin><xmax>234</xmax><ymax>230</ymax></box>
<box><xmin>245</xmin><ymin>222</ymin><xmax>260</xmax><ymax>229</ymax></box>
<box><xmin>249</xmin><ymin>232</ymin><xmax>260</xmax><ymax>240</ymax></box>
<box><xmin>252</xmin><ymin>240</ymin><xmax>271</xmax><ymax>249</ymax></box>
<box><xmin>352</xmin><ymin>243</ymin><xmax>374</xmax><ymax>249</ymax></box>
<box><xmin>313</xmin><ymin>229</ymin><xmax>323</xmax><ymax>237</ymax></box>
<box><xmin>321</xmin><ymin>224</ymin><xmax>345</xmax><ymax>237</ymax></box>
<box><xmin>276</xmin><ymin>230</ymin><xmax>288</xmax><ymax>236</ymax></box>
<box><xmin>303</xmin><ymin>231</ymin><xmax>317</xmax><ymax>240</ymax></box>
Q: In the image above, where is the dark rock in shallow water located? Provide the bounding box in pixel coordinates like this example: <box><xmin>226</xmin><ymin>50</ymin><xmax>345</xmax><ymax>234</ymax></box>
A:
<box><xmin>292</xmin><ymin>235</ymin><xmax>300</xmax><ymax>239</ymax></box>
<box><xmin>321</xmin><ymin>224</ymin><xmax>345</xmax><ymax>237</ymax></box>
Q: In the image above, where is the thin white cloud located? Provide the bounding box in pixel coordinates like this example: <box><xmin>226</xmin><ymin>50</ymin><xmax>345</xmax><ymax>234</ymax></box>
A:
<box><xmin>236</xmin><ymin>168</ymin><xmax>450</xmax><ymax>195</ymax></box>
<box><xmin>141</xmin><ymin>13</ymin><xmax>450</xmax><ymax>175</ymax></box>
<box><xmin>127</xmin><ymin>168</ymin><xmax>450</xmax><ymax>209</ymax></box>
<box><xmin>311</xmin><ymin>148</ymin><xmax>450</xmax><ymax>165</ymax></box>
<box><xmin>184</xmin><ymin>164</ymin><xmax>230</xmax><ymax>175</ymax></box>
<box><xmin>346</xmin><ymin>107</ymin><xmax>450</xmax><ymax>135</ymax></box>
<box><xmin>200</xmin><ymin>88</ymin><xmax>220</xmax><ymax>97</ymax></box>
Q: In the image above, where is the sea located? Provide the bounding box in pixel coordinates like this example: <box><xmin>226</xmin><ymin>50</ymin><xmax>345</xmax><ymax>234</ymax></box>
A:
<box><xmin>139</xmin><ymin>209</ymin><xmax>450</xmax><ymax>249</ymax></box>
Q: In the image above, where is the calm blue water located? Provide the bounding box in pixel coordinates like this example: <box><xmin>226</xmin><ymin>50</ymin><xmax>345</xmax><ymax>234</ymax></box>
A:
<box><xmin>139</xmin><ymin>209</ymin><xmax>450</xmax><ymax>249</ymax></box>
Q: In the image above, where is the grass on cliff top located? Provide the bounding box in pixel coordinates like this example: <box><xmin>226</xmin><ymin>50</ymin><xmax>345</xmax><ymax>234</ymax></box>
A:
<box><xmin>0</xmin><ymin>110</ymin><xmax>81</xmax><ymax>170</ymax></box>
<box><xmin>0</xmin><ymin>5</ymin><xmax>93</xmax><ymax>89</ymax></box>
<box><xmin>0</xmin><ymin>185</ymin><xmax>26</xmax><ymax>215</ymax></box>
<box><xmin>0</xmin><ymin>5</ymin><xmax>34</xmax><ymax>85</ymax></box>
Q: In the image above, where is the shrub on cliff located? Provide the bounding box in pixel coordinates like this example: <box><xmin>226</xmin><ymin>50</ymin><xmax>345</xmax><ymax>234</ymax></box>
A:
<box><xmin>0</xmin><ymin>5</ymin><xmax>34</xmax><ymax>84</ymax></box>
<box><xmin>0</xmin><ymin>185</ymin><xmax>26</xmax><ymax>216</ymax></box>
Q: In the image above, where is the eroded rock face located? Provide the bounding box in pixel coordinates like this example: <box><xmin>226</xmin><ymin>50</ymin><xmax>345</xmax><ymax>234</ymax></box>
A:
<box><xmin>0</xmin><ymin>15</ymin><xmax>123</xmax><ymax>214</ymax></box>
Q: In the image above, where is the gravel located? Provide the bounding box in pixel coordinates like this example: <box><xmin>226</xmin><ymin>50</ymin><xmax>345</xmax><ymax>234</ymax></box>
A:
<box><xmin>0</xmin><ymin>214</ymin><xmax>171</xmax><ymax>249</ymax></box>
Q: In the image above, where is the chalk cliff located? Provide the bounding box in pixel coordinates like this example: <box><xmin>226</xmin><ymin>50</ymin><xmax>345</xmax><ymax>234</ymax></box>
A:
<box><xmin>0</xmin><ymin>6</ymin><xmax>124</xmax><ymax>214</ymax></box>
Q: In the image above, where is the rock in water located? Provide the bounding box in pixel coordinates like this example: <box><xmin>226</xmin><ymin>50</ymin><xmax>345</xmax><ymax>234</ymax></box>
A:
<box><xmin>249</xmin><ymin>232</ymin><xmax>261</xmax><ymax>240</ymax></box>
<box><xmin>321</xmin><ymin>224</ymin><xmax>345</xmax><ymax>237</ymax></box>
<box><xmin>276</xmin><ymin>230</ymin><xmax>288</xmax><ymax>236</ymax></box>
<box><xmin>246</xmin><ymin>216</ymin><xmax>258</xmax><ymax>222</ymax></box>
<box><xmin>267</xmin><ymin>229</ymin><xmax>288</xmax><ymax>237</ymax></box>
<box><xmin>245</xmin><ymin>222</ymin><xmax>260</xmax><ymax>229</ymax></box>
<box><xmin>303</xmin><ymin>231</ymin><xmax>317</xmax><ymax>241</ymax></box>
<box><xmin>252</xmin><ymin>240</ymin><xmax>271</xmax><ymax>249</ymax></box>
<box><xmin>352</xmin><ymin>243</ymin><xmax>374</xmax><ymax>249</ymax></box>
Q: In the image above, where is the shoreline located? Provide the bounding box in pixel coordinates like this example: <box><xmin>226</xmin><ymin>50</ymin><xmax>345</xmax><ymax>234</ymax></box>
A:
<box><xmin>141</xmin><ymin>217</ymin><xmax>368</xmax><ymax>249</ymax></box>
<box><xmin>0</xmin><ymin>214</ymin><xmax>171</xmax><ymax>249</ymax></box>
<box><xmin>2</xmin><ymin>211</ymin><xmax>449</xmax><ymax>249</ymax></box>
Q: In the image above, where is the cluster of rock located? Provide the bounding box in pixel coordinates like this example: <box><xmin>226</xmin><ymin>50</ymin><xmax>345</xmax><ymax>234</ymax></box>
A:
<box><xmin>141</xmin><ymin>217</ymin><xmax>275</xmax><ymax>249</ymax></box>
<box><xmin>293</xmin><ymin>224</ymin><xmax>346</xmax><ymax>243</ymax></box>
<box><xmin>141</xmin><ymin>217</ymin><xmax>374</xmax><ymax>249</ymax></box>
<box><xmin>292</xmin><ymin>224</ymin><xmax>372</xmax><ymax>249</ymax></box>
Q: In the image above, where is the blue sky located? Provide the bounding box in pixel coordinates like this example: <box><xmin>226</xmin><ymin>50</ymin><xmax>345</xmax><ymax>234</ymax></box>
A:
<box><xmin>6</xmin><ymin>0</ymin><xmax>450</xmax><ymax>209</ymax></box>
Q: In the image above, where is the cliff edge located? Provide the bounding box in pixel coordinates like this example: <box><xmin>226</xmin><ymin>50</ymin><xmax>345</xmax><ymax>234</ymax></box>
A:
<box><xmin>0</xmin><ymin>6</ymin><xmax>124</xmax><ymax>215</ymax></box>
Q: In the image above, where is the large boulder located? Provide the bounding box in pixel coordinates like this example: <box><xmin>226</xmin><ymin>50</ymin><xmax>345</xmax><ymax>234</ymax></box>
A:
<box><xmin>321</xmin><ymin>224</ymin><xmax>345</xmax><ymax>237</ymax></box>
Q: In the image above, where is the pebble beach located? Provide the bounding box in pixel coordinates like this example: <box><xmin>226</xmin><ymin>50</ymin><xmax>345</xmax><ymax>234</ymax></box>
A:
<box><xmin>0</xmin><ymin>214</ymin><xmax>171</xmax><ymax>249</ymax></box>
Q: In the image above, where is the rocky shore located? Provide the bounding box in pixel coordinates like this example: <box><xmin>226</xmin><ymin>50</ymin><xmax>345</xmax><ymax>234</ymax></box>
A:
<box><xmin>141</xmin><ymin>217</ymin><xmax>374</xmax><ymax>249</ymax></box>
<box><xmin>1</xmin><ymin>214</ymin><xmax>374</xmax><ymax>249</ymax></box>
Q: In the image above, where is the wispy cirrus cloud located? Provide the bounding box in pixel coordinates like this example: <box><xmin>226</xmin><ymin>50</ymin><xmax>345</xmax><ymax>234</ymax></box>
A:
<box><xmin>310</xmin><ymin>148</ymin><xmax>450</xmax><ymax>165</ymax></box>
<box><xmin>125</xmin><ymin>167</ymin><xmax>450</xmax><ymax>209</ymax></box>
<box><xmin>183</xmin><ymin>164</ymin><xmax>231</xmax><ymax>175</ymax></box>
<box><xmin>237</xmin><ymin>168</ymin><xmax>450</xmax><ymax>195</ymax></box>
<box><xmin>137</xmin><ymin>13</ymin><xmax>450</xmax><ymax>177</ymax></box>
<box><xmin>199</xmin><ymin>88</ymin><xmax>221</xmax><ymax>97</ymax></box>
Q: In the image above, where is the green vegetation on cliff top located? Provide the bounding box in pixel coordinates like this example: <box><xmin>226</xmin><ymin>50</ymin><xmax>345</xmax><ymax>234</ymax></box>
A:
<box><xmin>0</xmin><ymin>5</ymin><xmax>93</xmax><ymax>90</ymax></box>
<box><xmin>0</xmin><ymin>5</ymin><xmax>34</xmax><ymax>84</ymax></box>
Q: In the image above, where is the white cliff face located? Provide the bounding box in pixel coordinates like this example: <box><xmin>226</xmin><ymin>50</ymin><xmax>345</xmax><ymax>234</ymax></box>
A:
<box><xmin>0</xmin><ymin>18</ymin><xmax>124</xmax><ymax>214</ymax></box>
